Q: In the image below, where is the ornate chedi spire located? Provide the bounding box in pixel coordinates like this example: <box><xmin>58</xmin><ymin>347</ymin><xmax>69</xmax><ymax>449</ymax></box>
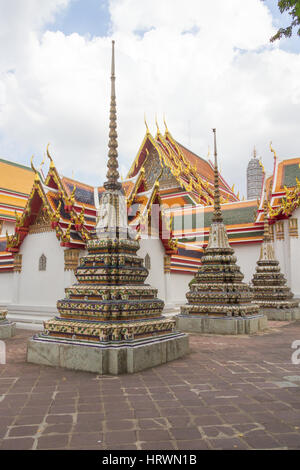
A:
<box><xmin>27</xmin><ymin>41</ymin><xmax>188</xmax><ymax>374</ymax></box>
<box><xmin>177</xmin><ymin>129</ymin><xmax>267</xmax><ymax>335</ymax></box>
<box><xmin>250</xmin><ymin>194</ymin><xmax>300</xmax><ymax>320</ymax></box>
<box><xmin>104</xmin><ymin>40</ymin><xmax>121</xmax><ymax>192</ymax></box>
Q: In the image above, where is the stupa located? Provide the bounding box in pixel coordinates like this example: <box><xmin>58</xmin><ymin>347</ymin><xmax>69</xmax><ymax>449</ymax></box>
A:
<box><xmin>0</xmin><ymin>310</ymin><xmax>16</xmax><ymax>339</ymax></box>
<box><xmin>251</xmin><ymin>196</ymin><xmax>300</xmax><ymax>320</ymax></box>
<box><xmin>177</xmin><ymin>129</ymin><xmax>268</xmax><ymax>335</ymax></box>
<box><xmin>27</xmin><ymin>41</ymin><xmax>188</xmax><ymax>374</ymax></box>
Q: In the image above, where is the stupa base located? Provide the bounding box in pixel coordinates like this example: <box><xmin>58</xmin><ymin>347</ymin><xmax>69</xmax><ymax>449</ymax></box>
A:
<box><xmin>176</xmin><ymin>314</ymin><xmax>268</xmax><ymax>335</ymax></box>
<box><xmin>0</xmin><ymin>310</ymin><xmax>16</xmax><ymax>339</ymax></box>
<box><xmin>260</xmin><ymin>307</ymin><xmax>300</xmax><ymax>321</ymax></box>
<box><xmin>27</xmin><ymin>332</ymin><xmax>189</xmax><ymax>375</ymax></box>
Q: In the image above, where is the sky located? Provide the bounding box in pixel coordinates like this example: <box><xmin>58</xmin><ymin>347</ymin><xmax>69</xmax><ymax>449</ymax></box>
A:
<box><xmin>0</xmin><ymin>0</ymin><xmax>299</xmax><ymax>198</ymax></box>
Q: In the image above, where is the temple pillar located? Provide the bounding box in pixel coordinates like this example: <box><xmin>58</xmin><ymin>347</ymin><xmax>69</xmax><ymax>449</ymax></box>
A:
<box><xmin>163</xmin><ymin>255</ymin><xmax>173</xmax><ymax>307</ymax></box>
<box><xmin>12</xmin><ymin>253</ymin><xmax>22</xmax><ymax>304</ymax></box>
<box><xmin>289</xmin><ymin>217</ymin><xmax>300</xmax><ymax>297</ymax></box>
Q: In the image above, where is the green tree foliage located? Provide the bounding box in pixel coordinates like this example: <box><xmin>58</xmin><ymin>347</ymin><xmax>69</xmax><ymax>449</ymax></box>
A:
<box><xmin>270</xmin><ymin>0</ymin><xmax>300</xmax><ymax>42</ymax></box>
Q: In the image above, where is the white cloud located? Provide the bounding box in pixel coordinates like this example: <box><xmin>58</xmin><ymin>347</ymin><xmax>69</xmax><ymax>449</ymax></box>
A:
<box><xmin>0</xmin><ymin>0</ymin><xmax>299</xmax><ymax>197</ymax></box>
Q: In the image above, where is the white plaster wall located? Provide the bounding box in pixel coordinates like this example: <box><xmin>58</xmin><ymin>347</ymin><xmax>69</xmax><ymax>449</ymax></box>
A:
<box><xmin>169</xmin><ymin>272</ymin><xmax>191</xmax><ymax>304</ymax></box>
<box><xmin>273</xmin><ymin>220</ymin><xmax>289</xmax><ymax>283</ymax></box>
<box><xmin>287</xmin><ymin>208</ymin><xmax>300</xmax><ymax>297</ymax></box>
<box><xmin>0</xmin><ymin>272</ymin><xmax>13</xmax><ymax>305</ymax></box>
<box><xmin>233</xmin><ymin>243</ymin><xmax>261</xmax><ymax>283</ymax></box>
<box><xmin>138</xmin><ymin>238</ymin><xmax>166</xmax><ymax>301</ymax></box>
<box><xmin>18</xmin><ymin>231</ymin><xmax>65</xmax><ymax>308</ymax></box>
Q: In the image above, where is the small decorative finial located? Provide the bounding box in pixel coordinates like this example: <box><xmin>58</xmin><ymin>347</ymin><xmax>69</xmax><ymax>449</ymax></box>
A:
<box><xmin>259</xmin><ymin>158</ymin><xmax>265</xmax><ymax>174</ymax></box>
<box><xmin>212</xmin><ymin>129</ymin><xmax>222</xmax><ymax>223</ymax></box>
<box><xmin>253</xmin><ymin>146</ymin><xmax>257</xmax><ymax>158</ymax></box>
<box><xmin>144</xmin><ymin>113</ymin><xmax>150</xmax><ymax>134</ymax></box>
<box><xmin>270</xmin><ymin>141</ymin><xmax>277</xmax><ymax>161</ymax></box>
<box><xmin>31</xmin><ymin>155</ymin><xmax>40</xmax><ymax>182</ymax></box>
<box><xmin>207</xmin><ymin>146</ymin><xmax>210</xmax><ymax>160</ymax></box>
<box><xmin>46</xmin><ymin>143</ymin><xmax>55</xmax><ymax>168</ymax></box>
<box><xmin>163</xmin><ymin>115</ymin><xmax>169</xmax><ymax>134</ymax></box>
<box><xmin>39</xmin><ymin>153</ymin><xmax>46</xmax><ymax>173</ymax></box>
<box><xmin>104</xmin><ymin>40</ymin><xmax>121</xmax><ymax>191</ymax></box>
<box><xmin>155</xmin><ymin>115</ymin><xmax>161</xmax><ymax>135</ymax></box>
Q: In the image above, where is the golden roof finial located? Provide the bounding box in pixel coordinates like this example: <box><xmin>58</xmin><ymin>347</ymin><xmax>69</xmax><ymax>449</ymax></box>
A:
<box><xmin>39</xmin><ymin>153</ymin><xmax>46</xmax><ymax>174</ymax></box>
<box><xmin>31</xmin><ymin>155</ymin><xmax>40</xmax><ymax>182</ymax></box>
<box><xmin>155</xmin><ymin>114</ymin><xmax>161</xmax><ymax>135</ymax></box>
<box><xmin>163</xmin><ymin>114</ymin><xmax>169</xmax><ymax>134</ymax></box>
<box><xmin>253</xmin><ymin>146</ymin><xmax>257</xmax><ymax>158</ymax></box>
<box><xmin>46</xmin><ymin>143</ymin><xmax>55</xmax><ymax>168</ymax></box>
<box><xmin>270</xmin><ymin>141</ymin><xmax>277</xmax><ymax>161</ymax></box>
<box><xmin>104</xmin><ymin>40</ymin><xmax>121</xmax><ymax>191</ymax></box>
<box><xmin>144</xmin><ymin>113</ymin><xmax>150</xmax><ymax>135</ymax></box>
<box><xmin>212</xmin><ymin>129</ymin><xmax>223</xmax><ymax>223</ymax></box>
<box><xmin>259</xmin><ymin>158</ymin><xmax>265</xmax><ymax>174</ymax></box>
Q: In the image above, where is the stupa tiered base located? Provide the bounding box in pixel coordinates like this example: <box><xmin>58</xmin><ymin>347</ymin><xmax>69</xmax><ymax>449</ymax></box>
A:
<box><xmin>0</xmin><ymin>310</ymin><xmax>16</xmax><ymax>339</ymax></box>
<box><xmin>178</xmin><ymin>219</ymin><xmax>268</xmax><ymax>335</ymax></box>
<box><xmin>27</xmin><ymin>237</ymin><xmax>188</xmax><ymax>374</ymax></box>
<box><xmin>27</xmin><ymin>332</ymin><xmax>188</xmax><ymax>374</ymax></box>
<box><xmin>177</xmin><ymin>313</ymin><xmax>268</xmax><ymax>335</ymax></box>
<box><xmin>251</xmin><ymin>232</ymin><xmax>300</xmax><ymax>321</ymax></box>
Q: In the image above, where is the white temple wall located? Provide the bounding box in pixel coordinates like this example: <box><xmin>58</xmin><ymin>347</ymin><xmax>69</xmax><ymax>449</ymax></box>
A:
<box><xmin>138</xmin><ymin>237</ymin><xmax>166</xmax><ymax>302</ymax></box>
<box><xmin>169</xmin><ymin>273</ymin><xmax>191</xmax><ymax>305</ymax></box>
<box><xmin>18</xmin><ymin>231</ymin><xmax>65</xmax><ymax>307</ymax></box>
<box><xmin>233</xmin><ymin>243</ymin><xmax>261</xmax><ymax>283</ymax></box>
<box><xmin>0</xmin><ymin>271</ymin><xmax>13</xmax><ymax>306</ymax></box>
<box><xmin>287</xmin><ymin>208</ymin><xmax>300</xmax><ymax>297</ymax></box>
<box><xmin>273</xmin><ymin>220</ymin><xmax>289</xmax><ymax>285</ymax></box>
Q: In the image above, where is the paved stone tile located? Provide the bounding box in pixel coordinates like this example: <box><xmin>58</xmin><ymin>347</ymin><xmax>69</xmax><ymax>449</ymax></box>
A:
<box><xmin>0</xmin><ymin>437</ymin><xmax>35</xmax><ymax>450</ymax></box>
<box><xmin>140</xmin><ymin>441</ymin><xmax>176</xmax><ymax>450</ymax></box>
<box><xmin>208</xmin><ymin>437</ymin><xmax>250</xmax><ymax>450</ymax></box>
<box><xmin>105</xmin><ymin>430</ymin><xmax>137</xmax><ymax>445</ymax></box>
<box><xmin>1</xmin><ymin>325</ymin><xmax>300</xmax><ymax>450</ymax></box>
<box><xmin>275</xmin><ymin>433</ymin><xmax>300</xmax><ymax>448</ymax></box>
<box><xmin>170</xmin><ymin>427</ymin><xmax>202</xmax><ymax>440</ymax></box>
<box><xmin>105</xmin><ymin>419</ymin><xmax>137</xmax><ymax>431</ymax></box>
<box><xmin>8</xmin><ymin>425</ymin><xmax>39</xmax><ymax>437</ymax></box>
<box><xmin>69</xmin><ymin>433</ymin><xmax>103</xmax><ymax>449</ymax></box>
<box><xmin>36</xmin><ymin>434</ymin><xmax>69</xmax><ymax>449</ymax></box>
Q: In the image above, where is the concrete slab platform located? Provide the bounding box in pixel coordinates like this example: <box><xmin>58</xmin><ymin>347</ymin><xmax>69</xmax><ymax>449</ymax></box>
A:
<box><xmin>27</xmin><ymin>332</ymin><xmax>189</xmax><ymax>374</ymax></box>
<box><xmin>262</xmin><ymin>308</ymin><xmax>300</xmax><ymax>321</ymax></box>
<box><xmin>176</xmin><ymin>314</ymin><xmax>268</xmax><ymax>335</ymax></box>
<box><xmin>0</xmin><ymin>321</ymin><xmax>16</xmax><ymax>339</ymax></box>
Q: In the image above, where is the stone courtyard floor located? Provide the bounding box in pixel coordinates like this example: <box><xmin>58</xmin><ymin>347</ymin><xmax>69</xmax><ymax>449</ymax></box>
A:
<box><xmin>0</xmin><ymin>321</ymin><xmax>300</xmax><ymax>451</ymax></box>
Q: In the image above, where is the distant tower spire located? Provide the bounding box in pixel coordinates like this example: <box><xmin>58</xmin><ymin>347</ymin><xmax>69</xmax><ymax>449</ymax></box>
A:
<box><xmin>212</xmin><ymin>128</ymin><xmax>222</xmax><ymax>223</ymax></box>
<box><xmin>247</xmin><ymin>145</ymin><xmax>263</xmax><ymax>200</ymax></box>
<box><xmin>104</xmin><ymin>40</ymin><xmax>121</xmax><ymax>191</ymax></box>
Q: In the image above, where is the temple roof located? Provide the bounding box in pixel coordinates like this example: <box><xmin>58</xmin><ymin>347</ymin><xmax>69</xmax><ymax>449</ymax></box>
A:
<box><xmin>0</xmin><ymin>159</ymin><xmax>35</xmax><ymax>220</ymax></box>
<box><xmin>127</xmin><ymin>126</ymin><xmax>238</xmax><ymax>206</ymax></box>
<box><xmin>256</xmin><ymin>156</ymin><xmax>300</xmax><ymax>221</ymax></box>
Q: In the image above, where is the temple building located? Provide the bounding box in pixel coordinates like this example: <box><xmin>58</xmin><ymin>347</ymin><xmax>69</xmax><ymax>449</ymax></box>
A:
<box><xmin>0</xmin><ymin>121</ymin><xmax>300</xmax><ymax>327</ymax></box>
